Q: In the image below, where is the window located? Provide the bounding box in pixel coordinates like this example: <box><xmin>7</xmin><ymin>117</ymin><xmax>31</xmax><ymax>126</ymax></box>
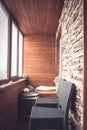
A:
<box><xmin>18</xmin><ymin>32</ymin><xmax>23</xmax><ymax>77</ymax></box>
<box><xmin>0</xmin><ymin>2</ymin><xmax>24</xmax><ymax>84</ymax></box>
<box><xmin>11</xmin><ymin>22</ymin><xmax>18</xmax><ymax>77</ymax></box>
<box><xmin>0</xmin><ymin>3</ymin><xmax>9</xmax><ymax>80</ymax></box>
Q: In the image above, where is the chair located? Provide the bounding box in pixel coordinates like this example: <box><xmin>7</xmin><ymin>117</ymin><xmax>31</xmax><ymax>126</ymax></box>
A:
<box><xmin>35</xmin><ymin>78</ymin><xmax>65</xmax><ymax>108</ymax></box>
<box><xmin>29</xmin><ymin>80</ymin><xmax>75</xmax><ymax>130</ymax></box>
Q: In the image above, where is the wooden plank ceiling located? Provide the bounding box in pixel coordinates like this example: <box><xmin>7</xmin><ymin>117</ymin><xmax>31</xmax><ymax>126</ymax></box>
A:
<box><xmin>3</xmin><ymin>0</ymin><xmax>64</xmax><ymax>36</ymax></box>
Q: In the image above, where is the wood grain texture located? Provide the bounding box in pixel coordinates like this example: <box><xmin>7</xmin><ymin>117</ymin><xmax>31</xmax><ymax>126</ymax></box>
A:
<box><xmin>0</xmin><ymin>79</ymin><xmax>26</xmax><ymax>130</ymax></box>
<box><xmin>37</xmin><ymin>90</ymin><xmax>56</xmax><ymax>98</ymax></box>
<box><xmin>24</xmin><ymin>35</ymin><xmax>56</xmax><ymax>87</ymax></box>
<box><xmin>3</xmin><ymin>0</ymin><xmax>64</xmax><ymax>35</ymax></box>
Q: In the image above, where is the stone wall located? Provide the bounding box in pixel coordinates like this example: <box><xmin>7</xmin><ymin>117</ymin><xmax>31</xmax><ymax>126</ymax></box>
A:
<box><xmin>56</xmin><ymin>0</ymin><xmax>83</xmax><ymax>129</ymax></box>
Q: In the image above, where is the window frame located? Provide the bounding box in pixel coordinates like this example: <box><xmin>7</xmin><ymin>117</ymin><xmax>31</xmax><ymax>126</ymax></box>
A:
<box><xmin>0</xmin><ymin>1</ymin><xmax>24</xmax><ymax>84</ymax></box>
<box><xmin>0</xmin><ymin>2</ymin><xmax>11</xmax><ymax>84</ymax></box>
<box><xmin>18</xmin><ymin>31</ymin><xmax>24</xmax><ymax>78</ymax></box>
<box><xmin>11</xmin><ymin>21</ymin><xmax>19</xmax><ymax>80</ymax></box>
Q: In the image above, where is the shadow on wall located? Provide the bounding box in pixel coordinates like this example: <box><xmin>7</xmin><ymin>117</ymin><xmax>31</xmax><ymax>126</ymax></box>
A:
<box><xmin>69</xmin><ymin>84</ymin><xmax>81</xmax><ymax>130</ymax></box>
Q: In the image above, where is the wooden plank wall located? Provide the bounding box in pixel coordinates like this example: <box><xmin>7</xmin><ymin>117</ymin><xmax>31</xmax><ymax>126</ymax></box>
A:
<box><xmin>0</xmin><ymin>79</ymin><xmax>26</xmax><ymax>130</ymax></box>
<box><xmin>3</xmin><ymin>0</ymin><xmax>64</xmax><ymax>36</ymax></box>
<box><xmin>24</xmin><ymin>35</ymin><xmax>56</xmax><ymax>88</ymax></box>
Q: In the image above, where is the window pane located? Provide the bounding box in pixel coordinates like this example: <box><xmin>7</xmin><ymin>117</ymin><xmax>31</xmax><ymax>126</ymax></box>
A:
<box><xmin>0</xmin><ymin>4</ymin><xmax>9</xmax><ymax>80</ymax></box>
<box><xmin>11</xmin><ymin>22</ymin><xmax>18</xmax><ymax>77</ymax></box>
<box><xmin>18</xmin><ymin>32</ymin><xmax>23</xmax><ymax>77</ymax></box>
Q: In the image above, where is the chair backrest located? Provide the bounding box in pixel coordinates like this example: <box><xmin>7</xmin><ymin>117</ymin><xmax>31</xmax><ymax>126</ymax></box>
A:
<box><xmin>58</xmin><ymin>80</ymin><xmax>75</xmax><ymax>120</ymax></box>
<box><xmin>56</xmin><ymin>78</ymin><xmax>66</xmax><ymax>97</ymax></box>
